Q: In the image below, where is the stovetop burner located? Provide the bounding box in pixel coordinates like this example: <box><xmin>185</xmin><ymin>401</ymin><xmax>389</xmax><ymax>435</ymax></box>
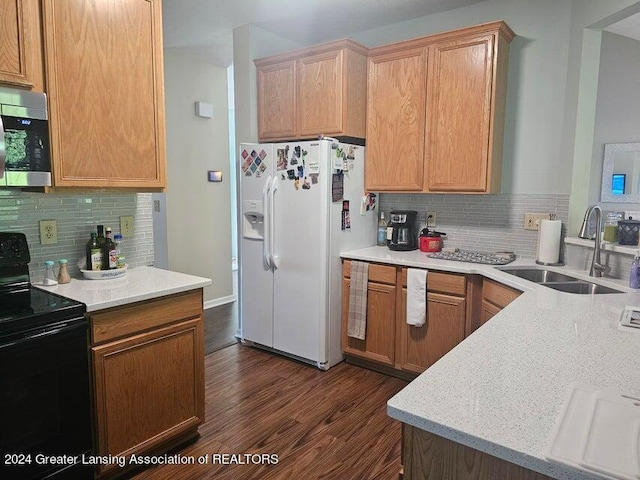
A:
<box><xmin>0</xmin><ymin>232</ymin><xmax>86</xmax><ymax>338</ymax></box>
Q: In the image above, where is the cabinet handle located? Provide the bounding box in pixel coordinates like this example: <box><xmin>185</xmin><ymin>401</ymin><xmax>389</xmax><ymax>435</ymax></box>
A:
<box><xmin>262</xmin><ymin>175</ymin><xmax>272</xmax><ymax>269</ymax></box>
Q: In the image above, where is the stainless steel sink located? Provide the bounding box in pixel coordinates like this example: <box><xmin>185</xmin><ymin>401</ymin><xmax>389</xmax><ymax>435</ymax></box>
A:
<box><xmin>542</xmin><ymin>281</ymin><xmax>624</xmax><ymax>295</ymax></box>
<box><xmin>500</xmin><ymin>268</ymin><xmax>578</xmax><ymax>283</ymax></box>
<box><xmin>498</xmin><ymin>268</ymin><xmax>624</xmax><ymax>294</ymax></box>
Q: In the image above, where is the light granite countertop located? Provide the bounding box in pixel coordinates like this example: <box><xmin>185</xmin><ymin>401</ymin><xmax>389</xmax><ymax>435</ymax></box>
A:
<box><xmin>36</xmin><ymin>265</ymin><xmax>212</xmax><ymax>312</ymax></box>
<box><xmin>341</xmin><ymin>246</ymin><xmax>640</xmax><ymax>480</ymax></box>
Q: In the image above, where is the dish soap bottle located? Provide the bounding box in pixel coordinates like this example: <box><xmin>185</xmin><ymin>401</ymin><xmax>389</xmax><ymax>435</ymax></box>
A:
<box><xmin>630</xmin><ymin>254</ymin><xmax>640</xmax><ymax>289</ymax></box>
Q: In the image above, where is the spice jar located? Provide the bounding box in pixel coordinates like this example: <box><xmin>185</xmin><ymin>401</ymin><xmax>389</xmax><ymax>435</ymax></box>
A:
<box><xmin>603</xmin><ymin>212</ymin><xmax>622</xmax><ymax>243</ymax></box>
<box><xmin>57</xmin><ymin>259</ymin><xmax>71</xmax><ymax>284</ymax></box>
<box><xmin>43</xmin><ymin>260</ymin><xmax>58</xmax><ymax>286</ymax></box>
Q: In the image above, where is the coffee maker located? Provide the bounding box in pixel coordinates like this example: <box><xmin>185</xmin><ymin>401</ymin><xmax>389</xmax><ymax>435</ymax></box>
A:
<box><xmin>387</xmin><ymin>210</ymin><xmax>418</xmax><ymax>251</ymax></box>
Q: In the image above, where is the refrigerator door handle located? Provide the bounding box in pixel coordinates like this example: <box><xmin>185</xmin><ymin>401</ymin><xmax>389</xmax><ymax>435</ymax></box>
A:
<box><xmin>262</xmin><ymin>175</ymin><xmax>272</xmax><ymax>269</ymax></box>
<box><xmin>270</xmin><ymin>176</ymin><xmax>278</xmax><ymax>269</ymax></box>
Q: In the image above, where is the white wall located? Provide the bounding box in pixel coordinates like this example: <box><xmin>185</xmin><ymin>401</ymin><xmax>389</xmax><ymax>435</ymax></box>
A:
<box><xmin>164</xmin><ymin>51</ymin><xmax>233</xmax><ymax>304</ymax></box>
<box><xmin>588</xmin><ymin>32</ymin><xmax>640</xmax><ymax>207</ymax></box>
<box><xmin>564</xmin><ymin>0</ymin><xmax>640</xmax><ymax>231</ymax></box>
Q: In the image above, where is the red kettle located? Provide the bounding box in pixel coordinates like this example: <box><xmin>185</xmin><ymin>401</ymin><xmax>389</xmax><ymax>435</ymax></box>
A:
<box><xmin>419</xmin><ymin>227</ymin><xmax>446</xmax><ymax>253</ymax></box>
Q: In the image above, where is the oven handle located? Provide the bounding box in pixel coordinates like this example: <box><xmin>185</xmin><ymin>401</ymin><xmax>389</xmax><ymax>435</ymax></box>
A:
<box><xmin>0</xmin><ymin>114</ymin><xmax>5</xmax><ymax>179</ymax></box>
<box><xmin>0</xmin><ymin>319</ymin><xmax>86</xmax><ymax>350</ymax></box>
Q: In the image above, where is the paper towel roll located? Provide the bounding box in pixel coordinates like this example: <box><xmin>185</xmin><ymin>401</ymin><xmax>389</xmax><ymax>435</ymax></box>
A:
<box><xmin>537</xmin><ymin>219</ymin><xmax>562</xmax><ymax>264</ymax></box>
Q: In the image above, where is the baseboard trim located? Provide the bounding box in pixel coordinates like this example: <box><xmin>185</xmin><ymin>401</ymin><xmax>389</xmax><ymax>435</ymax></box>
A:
<box><xmin>204</xmin><ymin>295</ymin><xmax>236</xmax><ymax>310</ymax></box>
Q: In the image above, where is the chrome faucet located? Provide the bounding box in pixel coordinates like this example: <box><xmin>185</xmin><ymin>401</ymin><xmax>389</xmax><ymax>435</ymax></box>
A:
<box><xmin>578</xmin><ymin>205</ymin><xmax>607</xmax><ymax>277</ymax></box>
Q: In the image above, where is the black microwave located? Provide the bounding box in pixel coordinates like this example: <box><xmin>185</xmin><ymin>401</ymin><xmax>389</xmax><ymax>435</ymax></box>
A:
<box><xmin>0</xmin><ymin>87</ymin><xmax>51</xmax><ymax>187</ymax></box>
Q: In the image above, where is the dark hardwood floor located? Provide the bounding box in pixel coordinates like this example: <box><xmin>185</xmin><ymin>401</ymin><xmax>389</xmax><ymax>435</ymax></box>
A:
<box><xmin>204</xmin><ymin>301</ymin><xmax>238</xmax><ymax>354</ymax></box>
<box><xmin>132</xmin><ymin>344</ymin><xmax>408</xmax><ymax>480</ymax></box>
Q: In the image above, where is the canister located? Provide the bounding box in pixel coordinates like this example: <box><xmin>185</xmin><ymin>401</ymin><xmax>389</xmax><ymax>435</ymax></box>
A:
<box><xmin>618</xmin><ymin>219</ymin><xmax>640</xmax><ymax>245</ymax></box>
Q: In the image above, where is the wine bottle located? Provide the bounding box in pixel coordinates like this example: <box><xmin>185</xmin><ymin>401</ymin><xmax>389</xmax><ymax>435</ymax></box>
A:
<box><xmin>104</xmin><ymin>227</ymin><xmax>117</xmax><ymax>270</ymax></box>
<box><xmin>86</xmin><ymin>233</ymin><xmax>102</xmax><ymax>271</ymax></box>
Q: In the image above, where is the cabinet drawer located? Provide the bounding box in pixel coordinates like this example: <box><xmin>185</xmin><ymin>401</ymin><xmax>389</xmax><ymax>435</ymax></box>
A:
<box><xmin>343</xmin><ymin>260</ymin><xmax>396</xmax><ymax>285</ymax></box>
<box><xmin>482</xmin><ymin>279</ymin><xmax>521</xmax><ymax>309</ymax></box>
<box><xmin>90</xmin><ymin>289</ymin><xmax>203</xmax><ymax>345</ymax></box>
<box><xmin>400</xmin><ymin>269</ymin><xmax>466</xmax><ymax>296</ymax></box>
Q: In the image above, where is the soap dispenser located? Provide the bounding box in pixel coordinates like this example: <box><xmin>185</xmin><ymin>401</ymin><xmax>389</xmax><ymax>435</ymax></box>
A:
<box><xmin>630</xmin><ymin>254</ymin><xmax>640</xmax><ymax>289</ymax></box>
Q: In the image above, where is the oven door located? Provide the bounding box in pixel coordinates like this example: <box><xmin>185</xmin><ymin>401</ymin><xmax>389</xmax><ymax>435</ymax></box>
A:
<box><xmin>0</xmin><ymin>319</ymin><xmax>92</xmax><ymax>480</ymax></box>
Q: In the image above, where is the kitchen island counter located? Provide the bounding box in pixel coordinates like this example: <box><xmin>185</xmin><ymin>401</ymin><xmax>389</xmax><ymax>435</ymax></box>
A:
<box><xmin>341</xmin><ymin>246</ymin><xmax>640</xmax><ymax>480</ymax></box>
<box><xmin>39</xmin><ymin>265</ymin><xmax>211</xmax><ymax>312</ymax></box>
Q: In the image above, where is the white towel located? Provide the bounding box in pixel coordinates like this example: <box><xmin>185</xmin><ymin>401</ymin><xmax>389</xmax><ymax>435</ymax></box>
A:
<box><xmin>347</xmin><ymin>261</ymin><xmax>369</xmax><ymax>340</ymax></box>
<box><xmin>407</xmin><ymin>268</ymin><xmax>427</xmax><ymax>327</ymax></box>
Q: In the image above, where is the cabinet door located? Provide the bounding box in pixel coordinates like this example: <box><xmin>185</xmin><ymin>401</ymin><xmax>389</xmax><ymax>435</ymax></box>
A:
<box><xmin>257</xmin><ymin>60</ymin><xmax>296</xmax><ymax>141</ymax></box>
<box><xmin>481</xmin><ymin>299</ymin><xmax>501</xmax><ymax>325</ymax></box>
<box><xmin>398</xmin><ymin>289</ymin><xmax>466</xmax><ymax>374</ymax></box>
<box><xmin>297</xmin><ymin>50</ymin><xmax>342</xmax><ymax>137</ymax></box>
<box><xmin>426</xmin><ymin>34</ymin><xmax>495</xmax><ymax>192</ymax></box>
<box><xmin>366</xmin><ymin>47</ymin><xmax>427</xmax><ymax>191</ymax></box>
<box><xmin>42</xmin><ymin>0</ymin><xmax>166</xmax><ymax>188</ymax></box>
<box><xmin>92</xmin><ymin>317</ymin><xmax>204</xmax><ymax>476</ymax></box>
<box><xmin>0</xmin><ymin>0</ymin><xmax>44</xmax><ymax>90</ymax></box>
<box><xmin>342</xmin><ymin>278</ymin><xmax>396</xmax><ymax>366</ymax></box>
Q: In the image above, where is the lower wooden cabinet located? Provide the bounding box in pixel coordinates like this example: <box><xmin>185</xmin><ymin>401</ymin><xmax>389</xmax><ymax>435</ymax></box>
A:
<box><xmin>341</xmin><ymin>262</ymin><xmax>397</xmax><ymax>366</ymax></box>
<box><xmin>396</xmin><ymin>269</ymin><xmax>467</xmax><ymax>374</ymax></box>
<box><xmin>481</xmin><ymin>278</ymin><xmax>522</xmax><ymax>325</ymax></box>
<box><xmin>89</xmin><ymin>289</ymin><xmax>205</xmax><ymax>478</ymax></box>
<box><xmin>403</xmin><ymin>424</ymin><xmax>552</xmax><ymax>480</ymax></box>
<box><xmin>342</xmin><ymin>261</ymin><xmax>471</xmax><ymax>376</ymax></box>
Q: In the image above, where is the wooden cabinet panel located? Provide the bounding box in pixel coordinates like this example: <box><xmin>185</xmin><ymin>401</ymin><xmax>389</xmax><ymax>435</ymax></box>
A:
<box><xmin>342</xmin><ymin>277</ymin><xmax>396</xmax><ymax>366</ymax></box>
<box><xmin>92</xmin><ymin>316</ymin><xmax>204</xmax><ymax>476</ymax></box>
<box><xmin>256</xmin><ymin>39</ymin><xmax>367</xmax><ymax>142</ymax></box>
<box><xmin>257</xmin><ymin>60</ymin><xmax>296</xmax><ymax>140</ymax></box>
<box><xmin>483</xmin><ymin>278</ymin><xmax>521</xmax><ymax>309</ymax></box>
<box><xmin>426</xmin><ymin>34</ymin><xmax>494</xmax><ymax>192</ymax></box>
<box><xmin>90</xmin><ymin>289</ymin><xmax>203</xmax><ymax>344</ymax></box>
<box><xmin>365</xmin><ymin>47</ymin><xmax>427</xmax><ymax>191</ymax></box>
<box><xmin>481</xmin><ymin>299</ymin><xmax>500</xmax><ymax>325</ymax></box>
<box><xmin>297</xmin><ymin>50</ymin><xmax>342</xmax><ymax>136</ymax></box>
<box><xmin>403</xmin><ymin>425</ymin><xmax>553</xmax><ymax>480</ymax></box>
<box><xmin>343</xmin><ymin>259</ymin><xmax>396</xmax><ymax>285</ymax></box>
<box><xmin>478</xmin><ymin>279</ymin><xmax>521</xmax><ymax>329</ymax></box>
<box><xmin>42</xmin><ymin>0</ymin><xmax>166</xmax><ymax>188</ymax></box>
<box><xmin>398</xmin><ymin>288</ymin><xmax>466</xmax><ymax>374</ymax></box>
<box><xmin>0</xmin><ymin>0</ymin><xmax>44</xmax><ymax>91</ymax></box>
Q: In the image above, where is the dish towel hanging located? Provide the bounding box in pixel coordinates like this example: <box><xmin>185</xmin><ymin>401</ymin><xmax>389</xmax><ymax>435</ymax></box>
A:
<box><xmin>407</xmin><ymin>268</ymin><xmax>427</xmax><ymax>327</ymax></box>
<box><xmin>347</xmin><ymin>261</ymin><xmax>369</xmax><ymax>340</ymax></box>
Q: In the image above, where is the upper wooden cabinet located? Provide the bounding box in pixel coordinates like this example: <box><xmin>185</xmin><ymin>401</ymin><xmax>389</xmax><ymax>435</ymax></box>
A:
<box><xmin>365</xmin><ymin>47</ymin><xmax>428</xmax><ymax>191</ymax></box>
<box><xmin>42</xmin><ymin>0</ymin><xmax>167</xmax><ymax>189</ymax></box>
<box><xmin>255</xmin><ymin>39</ymin><xmax>367</xmax><ymax>142</ymax></box>
<box><xmin>0</xmin><ymin>0</ymin><xmax>44</xmax><ymax>91</ymax></box>
<box><xmin>366</xmin><ymin>21</ymin><xmax>514</xmax><ymax>193</ymax></box>
<box><xmin>257</xmin><ymin>60</ymin><xmax>296</xmax><ymax>140</ymax></box>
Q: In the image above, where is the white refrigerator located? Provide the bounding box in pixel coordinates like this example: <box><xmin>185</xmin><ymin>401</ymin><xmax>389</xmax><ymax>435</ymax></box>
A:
<box><xmin>238</xmin><ymin>139</ymin><xmax>376</xmax><ymax>370</ymax></box>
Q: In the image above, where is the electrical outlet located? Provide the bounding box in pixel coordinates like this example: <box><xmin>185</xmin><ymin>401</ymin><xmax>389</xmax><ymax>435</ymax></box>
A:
<box><xmin>426</xmin><ymin>212</ymin><xmax>437</xmax><ymax>227</ymax></box>
<box><xmin>524</xmin><ymin>213</ymin><xmax>552</xmax><ymax>231</ymax></box>
<box><xmin>39</xmin><ymin>220</ymin><xmax>58</xmax><ymax>245</ymax></box>
<box><xmin>120</xmin><ymin>216</ymin><xmax>134</xmax><ymax>237</ymax></box>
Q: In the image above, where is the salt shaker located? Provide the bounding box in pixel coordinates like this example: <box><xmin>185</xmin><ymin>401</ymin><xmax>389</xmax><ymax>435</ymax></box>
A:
<box><xmin>57</xmin><ymin>259</ymin><xmax>71</xmax><ymax>284</ymax></box>
<box><xmin>43</xmin><ymin>260</ymin><xmax>58</xmax><ymax>286</ymax></box>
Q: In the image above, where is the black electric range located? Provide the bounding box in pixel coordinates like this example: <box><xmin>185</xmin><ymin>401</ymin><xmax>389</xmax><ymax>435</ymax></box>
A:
<box><xmin>0</xmin><ymin>232</ymin><xmax>92</xmax><ymax>480</ymax></box>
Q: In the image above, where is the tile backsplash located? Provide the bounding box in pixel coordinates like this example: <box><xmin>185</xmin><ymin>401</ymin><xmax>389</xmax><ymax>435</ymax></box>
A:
<box><xmin>0</xmin><ymin>191</ymin><xmax>154</xmax><ymax>280</ymax></box>
<box><xmin>380</xmin><ymin>193</ymin><xmax>570</xmax><ymax>259</ymax></box>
